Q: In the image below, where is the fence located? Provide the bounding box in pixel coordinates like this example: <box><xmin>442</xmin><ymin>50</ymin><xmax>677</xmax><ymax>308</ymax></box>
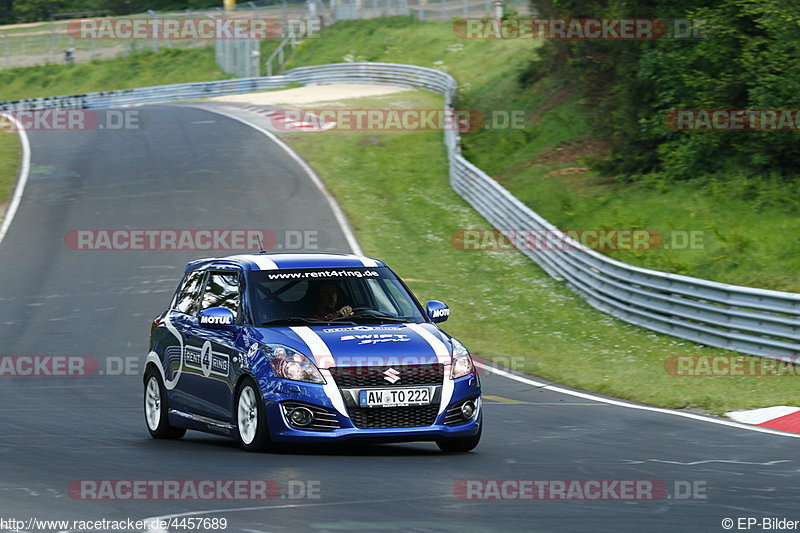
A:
<box><xmin>0</xmin><ymin>0</ymin><xmax>527</xmax><ymax>70</ymax></box>
<box><xmin>216</xmin><ymin>39</ymin><xmax>262</xmax><ymax>78</ymax></box>
<box><xmin>0</xmin><ymin>1</ymin><xmax>309</xmax><ymax>69</ymax></box>
<box><xmin>2</xmin><ymin>61</ymin><xmax>798</xmax><ymax>359</ymax></box>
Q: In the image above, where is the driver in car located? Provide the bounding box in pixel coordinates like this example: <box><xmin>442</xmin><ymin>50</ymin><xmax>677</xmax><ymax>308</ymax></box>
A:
<box><xmin>310</xmin><ymin>282</ymin><xmax>354</xmax><ymax>319</ymax></box>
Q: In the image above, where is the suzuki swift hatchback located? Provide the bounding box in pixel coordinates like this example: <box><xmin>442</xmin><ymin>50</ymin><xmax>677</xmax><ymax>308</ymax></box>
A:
<box><xmin>143</xmin><ymin>253</ymin><xmax>482</xmax><ymax>452</ymax></box>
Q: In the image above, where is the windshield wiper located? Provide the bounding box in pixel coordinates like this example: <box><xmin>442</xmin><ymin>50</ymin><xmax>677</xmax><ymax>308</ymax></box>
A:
<box><xmin>262</xmin><ymin>316</ymin><xmax>357</xmax><ymax>326</ymax></box>
<box><xmin>351</xmin><ymin>313</ymin><xmax>408</xmax><ymax>323</ymax></box>
<box><xmin>262</xmin><ymin>317</ymin><xmax>328</xmax><ymax>326</ymax></box>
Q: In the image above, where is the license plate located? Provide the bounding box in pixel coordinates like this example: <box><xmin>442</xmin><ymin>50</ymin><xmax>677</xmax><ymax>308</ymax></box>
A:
<box><xmin>359</xmin><ymin>387</ymin><xmax>431</xmax><ymax>408</ymax></box>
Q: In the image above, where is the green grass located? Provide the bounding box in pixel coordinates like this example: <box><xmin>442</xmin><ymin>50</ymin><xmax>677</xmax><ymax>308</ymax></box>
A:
<box><xmin>0</xmin><ymin>127</ymin><xmax>21</xmax><ymax>217</ymax></box>
<box><xmin>287</xmin><ymin>17</ymin><xmax>800</xmax><ymax>293</ymax></box>
<box><xmin>460</xmin><ymin>87</ymin><xmax>800</xmax><ymax>292</ymax></box>
<box><xmin>287</xmin><ymin>17</ymin><xmax>538</xmax><ymax>88</ymax></box>
<box><xmin>280</xmin><ymin>91</ymin><xmax>800</xmax><ymax>415</ymax></box>
<box><xmin>0</xmin><ymin>46</ymin><xmax>229</xmax><ymax>101</ymax></box>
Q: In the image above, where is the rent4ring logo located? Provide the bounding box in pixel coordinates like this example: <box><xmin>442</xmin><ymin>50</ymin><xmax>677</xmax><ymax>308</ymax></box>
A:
<box><xmin>63</xmin><ymin>229</ymin><xmax>319</xmax><ymax>251</ymax></box>
<box><xmin>66</xmin><ymin>17</ymin><xmax>321</xmax><ymax>40</ymax></box>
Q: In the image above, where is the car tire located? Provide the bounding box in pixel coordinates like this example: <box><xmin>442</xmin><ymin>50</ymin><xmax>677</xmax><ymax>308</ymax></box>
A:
<box><xmin>435</xmin><ymin>421</ymin><xmax>481</xmax><ymax>453</ymax></box>
<box><xmin>235</xmin><ymin>377</ymin><xmax>274</xmax><ymax>452</ymax></box>
<box><xmin>143</xmin><ymin>368</ymin><xmax>186</xmax><ymax>440</ymax></box>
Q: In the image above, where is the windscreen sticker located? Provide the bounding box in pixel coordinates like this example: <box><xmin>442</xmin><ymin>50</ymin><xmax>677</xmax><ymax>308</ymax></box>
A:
<box><xmin>322</xmin><ymin>325</ymin><xmax>406</xmax><ymax>333</ymax></box>
<box><xmin>265</xmin><ymin>269</ymin><xmax>380</xmax><ymax>280</ymax></box>
<box><xmin>340</xmin><ymin>333</ymin><xmax>412</xmax><ymax>345</ymax></box>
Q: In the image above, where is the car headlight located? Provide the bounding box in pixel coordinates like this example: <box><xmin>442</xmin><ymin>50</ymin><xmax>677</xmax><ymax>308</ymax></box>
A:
<box><xmin>265</xmin><ymin>344</ymin><xmax>326</xmax><ymax>384</ymax></box>
<box><xmin>450</xmin><ymin>338</ymin><xmax>474</xmax><ymax>379</ymax></box>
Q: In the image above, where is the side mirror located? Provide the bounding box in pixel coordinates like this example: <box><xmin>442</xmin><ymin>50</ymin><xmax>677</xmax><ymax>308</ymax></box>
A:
<box><xmin>426</xmin><ymin>300</ymin><xmax>450</xmax><ymax>323</ymax></box>
<box><xmin>197</xmin><ymin>307</ymin><xmax>236</xmax><ymax>329</ymax></box>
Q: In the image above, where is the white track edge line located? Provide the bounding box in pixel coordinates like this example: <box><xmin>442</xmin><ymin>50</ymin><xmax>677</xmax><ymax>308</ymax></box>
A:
<box><xmin>190</xmin><ymin>105</ymin><xmax>363</xmax><ymax>255</ymax></box>
<box><xmin>476</xmin><ymin>362</ymin><xmax>800</xmax><ymax>439</ymax></box>
<box><xmin>0</xmin><ymin>113</ymin><xmax>31</xmax><ymax>245</ymax></box>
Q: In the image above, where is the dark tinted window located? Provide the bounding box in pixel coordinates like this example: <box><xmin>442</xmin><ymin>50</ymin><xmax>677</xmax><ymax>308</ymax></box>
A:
<box><xmin>246</xmin><ymin>267</ymin><xmax>425</xmax><ymax>324</ymax></box>
<box><xmin>174</xmin><ymin>271</ymin><xmax>205</xmax><ymax>314</ymax></box>
<box><xmin>200</xmin><ymin>272</ymin><xmax>240</xmax><ymax>318</ymax></box>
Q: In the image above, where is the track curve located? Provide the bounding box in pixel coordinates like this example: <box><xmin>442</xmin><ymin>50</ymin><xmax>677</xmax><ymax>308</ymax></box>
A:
<box><xmin>0</xmin><ymin>104</ymin><xmax>797</xmax><ymax>533</ymax></box>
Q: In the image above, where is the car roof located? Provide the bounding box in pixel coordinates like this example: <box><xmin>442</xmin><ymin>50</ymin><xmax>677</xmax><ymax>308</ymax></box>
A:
<box><xmin>185</xmin><ymin>253</ymin><xmax>387</xmax><ymax>272</ymax></box>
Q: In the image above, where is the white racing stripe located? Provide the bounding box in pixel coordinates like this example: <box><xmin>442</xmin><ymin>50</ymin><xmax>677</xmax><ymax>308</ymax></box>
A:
<box><xmin>290</xmin><ymin>326</ymin><xmax>336</xmax><ymax>369</ymax></box>
<box><xmin>228</xmin><ymin>254</ymin><xmax>279</xmax><ymax>270</ymax></box>
<box><xmin>290</xmin><ymin>326</ymin><xmax>348</xmax><ymax>418</ymax></box>
<box><xmin>348</xmin><ymin>254</ymin><xmax>379</xmax><ymax>267</ymax></box>
<box><xmin>406</xmin><ymin>323</ymin><xmax>453</xmax><ymax>414</ymax></box>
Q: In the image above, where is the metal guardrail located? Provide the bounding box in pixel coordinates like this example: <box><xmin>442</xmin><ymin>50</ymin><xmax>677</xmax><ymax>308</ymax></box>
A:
<box><xmin>2</xmin><ymin>61</ymin><xmax>799</xmax><ymax>358</ymax></box>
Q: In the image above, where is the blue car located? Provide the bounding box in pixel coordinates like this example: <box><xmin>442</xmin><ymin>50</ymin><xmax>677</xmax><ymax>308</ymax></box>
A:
<box><xmin>143</xmin><ymin>253</ymin><xmax>482</xmax><ymax>452</ymax></box>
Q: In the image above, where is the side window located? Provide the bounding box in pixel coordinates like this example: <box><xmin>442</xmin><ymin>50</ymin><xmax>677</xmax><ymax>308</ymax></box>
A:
<box><xmin>200</xmin><ymin>272</ymin><xmax>240</xmax><ymax>318</ymax></box>
<box><xmin>174</xmin><ymin>271</ymin><xmax>205</xmax><ymax>315</ymax></box>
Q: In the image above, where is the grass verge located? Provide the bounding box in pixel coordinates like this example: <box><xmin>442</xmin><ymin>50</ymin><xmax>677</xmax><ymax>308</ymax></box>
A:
<box><xmin>0</xmin><ymin>46</ymin><xmax>229</xmax><ymax>101</ymax></box>
<box><xmin>0</xmin><ymin>126</ymin><xmax>21</xmax><ymax>219</ymax></box>
<box><xmin>280</xmin><ymin>90</ymin><xmax>799</xmax><ymax>416</ymax></box>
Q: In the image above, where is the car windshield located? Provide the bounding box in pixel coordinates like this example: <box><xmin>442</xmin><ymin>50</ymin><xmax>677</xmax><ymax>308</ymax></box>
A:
<box><xmin>246</xmin><ymin>267</ymin><xmax>426</xmax><ymax>326</ymax></box>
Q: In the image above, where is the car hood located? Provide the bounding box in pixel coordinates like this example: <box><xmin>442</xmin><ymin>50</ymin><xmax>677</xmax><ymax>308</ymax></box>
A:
<box><xmin>248</xmin><ymin>322</ymin><xmax>453</xmax><ymax>369</ymax></box>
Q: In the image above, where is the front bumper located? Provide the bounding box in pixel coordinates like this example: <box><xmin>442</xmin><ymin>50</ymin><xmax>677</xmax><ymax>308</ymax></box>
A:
<box><xmin>260</xmin><ymin>374</ymin><xmax>482</xmax><ymax>443</ymax></box>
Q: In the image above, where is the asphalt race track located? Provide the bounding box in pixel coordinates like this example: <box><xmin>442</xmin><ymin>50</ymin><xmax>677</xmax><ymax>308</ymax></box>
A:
<box><xmin>0</xmin><ymin>105</ymin><xmax>798</xmax><ymax>533</ymax></box>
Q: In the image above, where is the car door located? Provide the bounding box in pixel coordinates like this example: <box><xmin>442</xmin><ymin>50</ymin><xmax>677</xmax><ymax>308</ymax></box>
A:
<box><xmin>182</xmin><ymin>270</ymin><xmax>243</xmax><ymax>422</ymax></box>
<box><xmin>153</xmin><ymin>269</ymin><xmax>206</xmax><ymax>415</ymax></box>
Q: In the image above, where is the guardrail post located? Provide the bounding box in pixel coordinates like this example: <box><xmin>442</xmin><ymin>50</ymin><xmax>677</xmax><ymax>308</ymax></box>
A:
<box><xmin>149</xmin><ymin>10</ymin><xmax>160</xmax><ymax>52</ymax></box>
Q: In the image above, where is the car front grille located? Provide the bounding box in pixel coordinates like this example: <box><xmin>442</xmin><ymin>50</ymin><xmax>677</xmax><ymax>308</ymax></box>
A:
<box><xmin>330</xmin><ymin>363</ymin><xmax>444</xmax><ymax>388</ymax></box>
<box><xmin>348</xmin><ymin>405</ymin><xmax>440</xmax><ymax>429</ymax></box>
